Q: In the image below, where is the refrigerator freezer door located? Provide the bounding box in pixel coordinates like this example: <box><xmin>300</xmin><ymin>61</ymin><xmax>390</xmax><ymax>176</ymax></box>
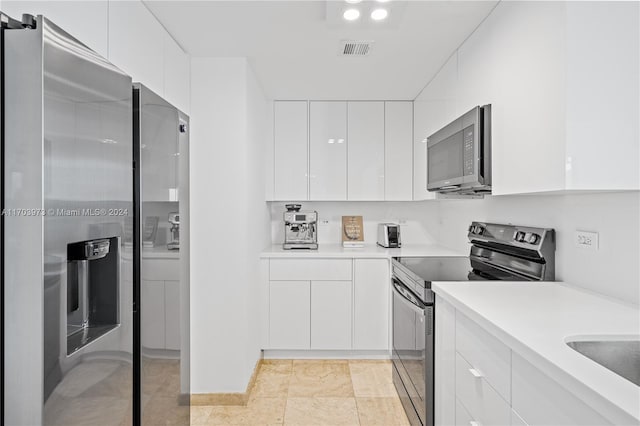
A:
<box><xmin>3</xmin><ymin>16</ymin><xmax>133</xmax><ymax>425</ymax></box>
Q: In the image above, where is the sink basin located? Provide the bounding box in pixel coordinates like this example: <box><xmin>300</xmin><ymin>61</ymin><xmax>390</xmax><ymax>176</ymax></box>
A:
<box><xmin>567</xmin><ymin>340</ymin><xmax>640</xmax><ymax>386</ymax></box>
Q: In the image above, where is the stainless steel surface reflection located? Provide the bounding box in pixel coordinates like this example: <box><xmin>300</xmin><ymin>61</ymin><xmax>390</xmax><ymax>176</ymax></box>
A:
<box><xmin>135</xmin><ymin>84</ymin><xmax>189</xmax><ymax>425</ymax></box>
<box><xmin>567</xmin><ymin>340</ymin><xmax>640</xmax><ymax>386</ymax></box>
<box><xmin>4</xmin><ymin>15</ymin><xmax>133</xmax><ymax>425</ymax></box>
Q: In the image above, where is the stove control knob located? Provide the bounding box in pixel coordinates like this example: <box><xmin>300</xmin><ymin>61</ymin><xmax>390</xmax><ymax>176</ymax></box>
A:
<box><xmin>515</xmin><ymin>231</ymin><xmax>526</xmax><ymax>242</ymax></box>
<box><xmin>527</xmin><ymin>233</ymin><xmax>539</xmax><ymax>244</ymax></box>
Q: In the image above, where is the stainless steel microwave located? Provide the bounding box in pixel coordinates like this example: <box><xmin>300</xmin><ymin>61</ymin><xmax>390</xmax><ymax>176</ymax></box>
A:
<box><xmin>427</xmin><ymin>104</ymin><xmax>491</xmax><ymax>195</ymax></box>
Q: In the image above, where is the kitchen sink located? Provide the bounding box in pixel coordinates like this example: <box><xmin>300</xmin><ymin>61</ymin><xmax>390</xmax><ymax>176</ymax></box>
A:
<box><xmin>567</xmin><ymin>339</ymin><xmax>640</xmax><ymax>386</ymax></box>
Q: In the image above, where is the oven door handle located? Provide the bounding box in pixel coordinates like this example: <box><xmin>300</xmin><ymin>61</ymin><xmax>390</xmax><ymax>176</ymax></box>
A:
<box><xmin>392</xmin><ymin>279</ymin><xmax>426</xmax><ymax>315</ymax></box>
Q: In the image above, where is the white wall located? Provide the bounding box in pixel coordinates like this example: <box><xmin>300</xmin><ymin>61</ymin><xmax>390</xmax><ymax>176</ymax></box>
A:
<box><xmin>269</xmin><ymin>201</ymin><xmax>440</xmax><ymax>246</ymax></box>
<box><xmin>190</xmin><ymin>57</ymin><xmax>269</xmax><ymax>393</ymax></box>
<box><xmin>431</xmin><ymin>192</ymin><xmax>640</xmax><ymax>305</ymax></box>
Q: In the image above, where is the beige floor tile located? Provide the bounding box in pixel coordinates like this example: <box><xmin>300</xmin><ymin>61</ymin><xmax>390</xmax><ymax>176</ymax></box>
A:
<box><xmin>288</xmin><ymin>361</ymin><xmax>354</xmax><ymax>397</ymax></box>
<box><xmin>190</xmin><ymin>406</ymin><xmax>214</xmax><ymax>425</ymax></box>
<box><xmin>252</xmin><ymin>362</ymin><xmax>292</xmax><ymax>398</ymax></box>
<box><xmin>284</xmin><ymin>397</ymin><xmax>359</xmax><ymax>426</ymax></box>
<box><xmin>262</xmin><ymin>359</ymin><xmax>293</xmax><ymax>367</ymax></box>
<box><xmin>206</xmin><ymin>397</ymin><xmax>286</xmax><ymax>425</ymax></box>
<box><xmin>349</xmin><ymin>362</ymin><xmax>397</xmax><ymax>397</ymax></box>
<box><xmin>356</xmin><ymin>397</ymin><xmax>410</xmax><ymax>426</ymax></box>
<box><xmin>292</xmin><ymin>359</ymin><xmax>348</xmax><ymax>366</ymax></box>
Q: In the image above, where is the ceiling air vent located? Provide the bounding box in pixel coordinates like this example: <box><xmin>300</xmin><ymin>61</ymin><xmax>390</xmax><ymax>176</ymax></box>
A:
<box><xmin>339</xmin><ymin>40</ymin><xmax>373</xmax><ymax>56</ymax></box>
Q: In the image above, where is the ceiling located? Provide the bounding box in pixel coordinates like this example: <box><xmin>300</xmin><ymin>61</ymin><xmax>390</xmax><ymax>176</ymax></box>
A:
<box><xmin>145</xmin><ymin>1</ymin><xmax>497</xmax><ymax>100</ymax></box>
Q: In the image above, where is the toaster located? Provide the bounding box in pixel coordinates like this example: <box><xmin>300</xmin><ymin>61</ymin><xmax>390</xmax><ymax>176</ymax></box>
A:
<box><xmin>377</xmin><ymin>223</ymin><xmax>401</xmax><ymax>248</ymax></box>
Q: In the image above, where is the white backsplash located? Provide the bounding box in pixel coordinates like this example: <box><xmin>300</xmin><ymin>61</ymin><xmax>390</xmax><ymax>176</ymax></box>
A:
<box><xmin>431</xmin><ymin>192</ymin><xmax>640</xmax><ymax>306</ymax></box>
<box><xmin>270</xmin><ymin>201</ymin><xmax>440</xmax><ymax>245</ymax></box>
<box><xmin>269</xmin><ymin>192</ymin><xmax>639</xmax><ymax>306</ymax></box>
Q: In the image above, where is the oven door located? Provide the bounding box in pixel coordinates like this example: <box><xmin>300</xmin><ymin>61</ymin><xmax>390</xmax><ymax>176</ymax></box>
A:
<box><xmin>392</xmin><ymin>278</ymin><xmax>430</xmax><ymax>425</ymax></box>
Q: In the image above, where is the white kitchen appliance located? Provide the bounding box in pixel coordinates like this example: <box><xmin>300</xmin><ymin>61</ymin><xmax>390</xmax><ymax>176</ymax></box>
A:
<box><xmin>377</xmin><ymin>223</ymin><xmax>401</xmax><ymax>248</ymax></box>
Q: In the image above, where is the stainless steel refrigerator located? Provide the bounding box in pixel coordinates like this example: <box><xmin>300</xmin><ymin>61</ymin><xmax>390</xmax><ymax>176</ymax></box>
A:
<box><xmin>2</xmin><ymin>14</ymin><xmax>134</xmax><ymax>425</ymax></box>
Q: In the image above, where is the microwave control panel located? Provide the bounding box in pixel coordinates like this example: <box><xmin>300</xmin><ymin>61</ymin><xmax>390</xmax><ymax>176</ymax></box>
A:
<box><xmin>463</xmin><ymin>125</ymin><xmax>475</xmax><ymax>176</ymax></box>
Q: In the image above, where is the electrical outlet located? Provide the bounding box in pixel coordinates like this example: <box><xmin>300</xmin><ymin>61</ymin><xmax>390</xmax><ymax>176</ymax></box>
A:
<box><xmin>319</xmin><ymin>219</ymin><xmax>330</xmax><ymax>226</ymax></box>
<box><xmin>576</xmin><ymin>230</ymin><xmax>598</xmax><ymax>250</ymax></box>
<box><xmin>398</xmin><ymin>219</ymin><xmax>407</xmax><ymax>225</ymax></box>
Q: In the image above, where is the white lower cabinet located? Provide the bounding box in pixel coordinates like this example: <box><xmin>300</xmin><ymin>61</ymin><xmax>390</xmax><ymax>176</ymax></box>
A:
<box><xmin>511</xmin><ymin>353</ymin><xmax>611</xmax><ymax>426</ymax></box>
<box><xmin>455</xmin><ymin>353</ymin><xmax>511</xmax><ymax>426</ymax></box>
<box><xmin>435</xmin><ymin>295</ymin><xmax>616</xmax><ymax>426</ymax></box>
<box><xmin>266</xmin><ymin>258</ymin><xmax>390</xmax><ymax>351</ymax></box>
<box><xmin>353</xmin><ymin>259</ymin><xmax>389</xmax><ymax>350</ymax></box>
<box><xmin>311</xmin><ymin>281</ymin><xmax>352</xmax><ymax>349</ymax></box>
<box><xmin>269</xmin><ymin>281</ymin><xmax>311</xmax><ymax>349</ymax></box>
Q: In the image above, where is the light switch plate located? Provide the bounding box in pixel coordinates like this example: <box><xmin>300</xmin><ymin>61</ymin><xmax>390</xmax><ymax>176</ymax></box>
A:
<box><xmin>576</xmin><ymin>230</ymin><xmax>599</xmax><ymax>250</ymax></box>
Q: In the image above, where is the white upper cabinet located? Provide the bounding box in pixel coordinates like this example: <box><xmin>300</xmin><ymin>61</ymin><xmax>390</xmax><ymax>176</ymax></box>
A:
<box><xmin>347</xmin><ymin>102</ymin><xmax>385</xmax><ymax>201</ymax></box>
<box><xmin>424</xmin><ymin>1</ymin><xmax>640</xmax><ymax>195</ymax></box>
<box><xmin>309</xmin><ymin>101</ymin><xmax>347</xmax><ymax>200</ymax></box>
<box><xmin>563</xmin><ymin>1</ymin><xmax>639</xmax><ymax>191</ymax></box>
<box><xmin>108</xmin><ymin>0</ymin><xmax>165</xmax><ymax>96</ymax></box>
<box><xmin>274</xmin><ymin>101</ymin><xmax>308</xmax><ymax>201</ymax></box>
<box><xmin>385</xmin><ymin>101</ymin><xmax>413</xmax><ymax>201</ymax></box>
<box><xmin>1</xmin><ymin>1</ymin><xmax>109</xmax><ymax>59</ymax></box>
<box><xmin>163</xmin><ymin>33</ymin><xmax>190</xmax><ymax>114</ymax></box>
<box><xmin>489</xmin><ymin>1</ymin><xmax>566</xmax><ymax>195</ymax></box>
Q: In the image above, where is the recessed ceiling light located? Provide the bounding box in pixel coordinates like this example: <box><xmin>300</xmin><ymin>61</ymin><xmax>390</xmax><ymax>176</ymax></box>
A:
<box><xmin>345</xmin><ymin>0</ymin><xmax>362</xmax><ymax>3</ymax></box>
<box><xmin>328</xmin><ymin>138</ymin><xmax>335</xmax><ymax>144</ymax></box>
<box><xmin>343</xmin><ymin>8</ymin><xmax>360</xmax><ymax>21</ymax></box>
<box><xmin>371</xmin><ymin>8</ymin><xmax>388</xmax><ymax>21</ymax></box>
<box><xmin>376</xmin><ymin>0</ymin><xmax>391</xmax><ymax>2</ymax></box>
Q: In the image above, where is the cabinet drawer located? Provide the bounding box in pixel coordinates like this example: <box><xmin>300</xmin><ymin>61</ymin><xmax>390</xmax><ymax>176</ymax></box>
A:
<box><xmin>141</xmin><ymin>258</ymin><xmax>179</xmax><ymax>281</ymax></box>
<box><xmin>456</xmin><ymin>311</ymin><xmax>511</xmax><ymax>402</ymax></box>
<box><xmin>455</xmin><ymin>398</ymin><xmax>474</xmax><ymax>426</ymax></box>
<box><xmin>269</xmin><ymin>259</ymin><xmax>352</xmax><ymax>281</ymax></box>
<box><xmin>511</xmin><ymin>353</ymin><xmax>612</xmax><ymax>425</ymax></box>
<box><xmin>455</xmin><ymin>353</ymin><xmax>511</xmax><ymax>426</ymax></box>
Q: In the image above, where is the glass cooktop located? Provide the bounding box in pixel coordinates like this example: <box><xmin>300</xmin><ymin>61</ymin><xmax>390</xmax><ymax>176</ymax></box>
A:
<box><xmin>393</xmin><ymin>256</ymin><xmax>528</xmax><ymax>285</ymax></box>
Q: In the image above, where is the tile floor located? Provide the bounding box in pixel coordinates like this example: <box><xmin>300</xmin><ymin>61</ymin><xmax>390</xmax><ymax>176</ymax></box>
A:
<box><xmin>190</xmin><ymin>359</ymin><xmax>410</xmax><ymax>426</ymax></box>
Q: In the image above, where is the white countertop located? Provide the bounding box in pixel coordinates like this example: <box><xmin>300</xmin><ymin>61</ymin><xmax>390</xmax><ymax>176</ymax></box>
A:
<box><xmin>142</xmin><ymin>246</ymin><xmax>180</xmax><ymax>259</ymax></box>
<box><xmin>433</xmin><ymin>281</ymin><xmax>640</xmax><ymax>423</ymax></box>
<box><xmin>260</xmin><ymin>243</ymin><xmax>466</xmax><ymax>259</ymax></box>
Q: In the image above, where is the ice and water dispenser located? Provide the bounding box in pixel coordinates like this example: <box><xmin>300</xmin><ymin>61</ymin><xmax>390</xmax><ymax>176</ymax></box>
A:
<box><xmin>66</xmin><ymin>237</ymin><xmax>120</xmax><ymax>355</ymax></box>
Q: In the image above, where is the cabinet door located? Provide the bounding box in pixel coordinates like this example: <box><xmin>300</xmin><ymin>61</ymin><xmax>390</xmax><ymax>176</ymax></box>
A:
<box><xmin>274</xmin><ymin>101</ymin><xmax>308</xmax><ymax>200</ymax></box>
<box><xmin>309</xmin><ymin>101</ymin><xmax>347</xmax><ymax>200</ymax></box>
<box><xmin>163</xmin><ymin>33</ymin><xmax>190</xmax><ymax>115</ymax></box>
<box><xmin>511</xmin><ymin>352</ymin><xmax>612</xmax><ymax>425</ymax></box>
<box><xmin>141</xmin><ymin>280</ymin><xmax>165</xmax><ymax>349</ymax></box>
<box><xmin>353</xmin><ymin>259</ymin><xmax>389</xmax><ymax>350</ymax></box>
<box><xmin>347</xmin><ymin>102</ymin><xmax>384</xmax><ymax>200</ymax></box>
<box><xmin>269</xmin><ymin>281</ymin><xmax>311</xmax><ymax>349</ymax></box>
<box><xmin>164</xmin><ymin>280</ymin><xmax>180</xmax><ymax>350</ymax></box>
<box><xmin>108</xmin><ymin>1</ymin><xmax>165</xmax><ymax>96</ymax></box>
<box><xmin>311</xmin><ymin>280</ymin><xmax>352</xmax><ymax>349</ymax></box>
<box><xmin>384</xmin><ymin>102</ymin><xmax>413</xmax><ymax>200</ymax></box>
<box><xmin>435</xmin><ymin>295</ymin><xmax>456</xmax><ymax>426</ymax></box>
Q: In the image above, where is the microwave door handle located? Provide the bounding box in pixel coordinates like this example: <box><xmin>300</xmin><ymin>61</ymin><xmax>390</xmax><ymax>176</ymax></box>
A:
<box><xmin>438</xmin><ymin>185</ymin><xmax>461</xmax><ymax>191</ymax></box>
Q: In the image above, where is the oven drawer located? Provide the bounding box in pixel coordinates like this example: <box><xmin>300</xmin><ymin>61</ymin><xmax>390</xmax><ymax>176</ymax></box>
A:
<box><xmin>455</xmin><ymin>311</ymin><xmax>511</xmax><ymax>402</ymax></box>
<box><xmin>269</xmin><ymin>259</ymin><xmax>352</xmax><ymax>281</ymax></box>
<box><xmin>455</xmin><ymin>353</ymin><xmax>511</xmax><ymax>426</ymax></box>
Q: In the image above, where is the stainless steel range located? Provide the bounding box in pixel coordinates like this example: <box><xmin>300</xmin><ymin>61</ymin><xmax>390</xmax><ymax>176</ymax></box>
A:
<box><xmin>391</xmin><ymin>222</ymin><xmax>556</xmax><ymax>426</ymax></box>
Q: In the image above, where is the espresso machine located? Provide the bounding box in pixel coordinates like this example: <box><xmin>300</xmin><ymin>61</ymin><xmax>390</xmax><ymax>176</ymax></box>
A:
<box><xmin>167</xmin><ymin>212</ymin><xmax>180</xmax><ymax>250</ymax></box>
<box><xmin>283</xmin><ymin>204</ymin><xmax>318</xmax><ymax>250</ymax></box>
